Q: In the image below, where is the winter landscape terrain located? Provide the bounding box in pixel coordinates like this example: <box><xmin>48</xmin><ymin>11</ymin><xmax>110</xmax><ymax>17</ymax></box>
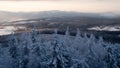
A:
<box><xmin>0</xmin><ymin>27</ymin><xmax>120</xmax><ymax>68</ymax></box>
<box><xmin>0</xmin><ymin>11</ymin><xmax>120</xmax><ymax>68</ymax></box>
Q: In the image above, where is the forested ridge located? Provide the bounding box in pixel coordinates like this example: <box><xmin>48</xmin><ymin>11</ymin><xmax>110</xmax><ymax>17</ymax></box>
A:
<box><xmin>0</xmin><ymin>27</ymin><xmax>120</xmax><ymax>68</ymax></box>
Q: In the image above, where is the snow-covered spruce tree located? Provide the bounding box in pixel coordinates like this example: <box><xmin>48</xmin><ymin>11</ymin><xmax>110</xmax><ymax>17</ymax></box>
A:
<box><xmin>18</xmin><ymin>32</ymin><xmax>30</xmax><ymax>68</ymax></box>
<box><xmin>89</xmin><ymin>36</ymin><xmax>107</xmax><ymax>60</ymax></box>
<box><xmin>85</xmin><ymin>34</ymin><xmax>107</xmax><ymax>68</ymax></box>
<box><xmin>7</xmin><ymin>32</ymin><xmax>19</xmax><ymax>68</ymax></box>
<box><xmin>62</xmin><ymin>27</ymin><xmax>73</xmax><ymax>55</ymax></box>
<box><xmin>84</xmin><ymin>34</ymin><xmax>98</xmax><ymax>68</ymax></box>
<box><xmin>104</xmin><ymin>43</ymin><xmax>119</xmax><ymax>68</ymax></box>
<box><xmin>0</xmin><ymin>44</ymin><xmax>13</xmax><ymax>68</ymax></box>
<box><xmin>113</xmin><ymin>44</ymin><xmax>120</xmax><ymax>68</ymax></box>
<box><xmin>71</xmin><ymin>29</ymin><xmax>90</xmax><ymax>68</ymax></box>
<box><xmin>27</xmin><ymin>25</ymin><xmax>44</xmax><ymax>68</ymax></box>
<box><xmin>93</xmin><ymin>36</ymin><xmax>107</xmax><ymax>68</ymax></box>
<box><xmin>0</xmin><ymin>43</ymin><xmax>2</xmax><ymax>55</ymax></box>
<box><xmin>48</xmin><ymin>29</ymin><xmax>72</xmax><ymax>68</ymax></box>
<box><xmin>72</xmin><ymin>28</ymin><xmax>88</xmax><ymax>57</ymax></box>
<box><xmin>71</xmin><ymin>28</ymin><xmax>82</xmax><ymax>59</ymax></box>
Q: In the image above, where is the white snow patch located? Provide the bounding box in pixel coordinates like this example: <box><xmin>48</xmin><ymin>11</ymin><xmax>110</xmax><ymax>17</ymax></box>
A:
<box><xmin>16</xmin><ymin>21</ymin><xmax>28</xmax><ymax>24</ymax></box>
<box><xmin>0</xmin><ymin>26</ymin><xmax>16</xmax><ymax>35</ymax></box>
<box><xmin>14</xmin><ymin>21</ymin><xmax>37</xmax><ymax>24</ymax></box>
<box><xmin>0</xmin><ymin>26</ymin><xmax>26</xmax><ymax>35</ymax></box>
<box><xmin>29</xmin><ymin>21</ymin><xmax>37</xmax><ymax>23</ymax></box>
<box><xmin>88</xmin><ymin>26</ymin><xmax>120</xmax><ymax>31</ymax></box>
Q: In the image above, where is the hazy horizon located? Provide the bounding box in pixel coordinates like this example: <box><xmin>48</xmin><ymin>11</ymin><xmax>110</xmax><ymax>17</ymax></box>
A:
<box><xmin>0</xmin><ymin>0</ymin><xmax>119</xmax><ymax>13</ymax></box>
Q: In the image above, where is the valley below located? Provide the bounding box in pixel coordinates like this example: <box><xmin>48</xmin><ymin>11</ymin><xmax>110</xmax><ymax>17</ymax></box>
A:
<box><xmin>0</xmin><ymin>12</ymin><xmax>120</xmax><ymax>43</ymax></box>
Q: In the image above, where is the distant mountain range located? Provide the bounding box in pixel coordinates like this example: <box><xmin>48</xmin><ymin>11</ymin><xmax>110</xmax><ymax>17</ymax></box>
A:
<box><xmin>0</xmin><ymin>10</ymin><xmax>120</xmax><ymax>23</ymax></box>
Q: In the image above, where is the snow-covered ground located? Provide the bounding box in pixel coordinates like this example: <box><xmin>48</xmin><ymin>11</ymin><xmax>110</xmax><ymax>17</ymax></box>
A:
<box><xmin>88</xmin><ymin>26</ymin><xmax>120</xmax><ymax>31</ymax></box>
<box><xmin>13</xmin><ymin>21</ymin><xmax>37</xmax><ymax>24</ymax></box>
<box><xmin>0</xmin><ymin>26</ymin><xmax>26</xmax><ymax>35</ymax></box>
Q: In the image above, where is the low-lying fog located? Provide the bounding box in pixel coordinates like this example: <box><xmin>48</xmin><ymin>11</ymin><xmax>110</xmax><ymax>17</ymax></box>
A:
<box><xmin>0</xmin><ymin>26</ymin><xmax>26</xmax><ymax>35</ymax></box>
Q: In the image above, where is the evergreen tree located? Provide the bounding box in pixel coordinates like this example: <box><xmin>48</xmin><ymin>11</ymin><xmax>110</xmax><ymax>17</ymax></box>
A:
<box><xmin>28</xmin><ymin>25</ymin><xmax>43</xmax><ymax>68</ymax></box>
<box><xmin>105</xmin><ymin>43</ymin><xmax>119</xmax><ymax>68</ymax></box>
<box><xmin>49</xmin><ymin>29</ymin><xmax>72</xmax><ymax>68</ymax></box>
<box><xmin>8</xmin><ymin>32</ymin><xmax>19</xmax><ymax>68</ymax></box>
<box><xmin>0</xmin><ymin>47</ymin><xmax>13</xmax><ymax>68</ymax></box>
<box><xmin>63</xmin><ymin>27</ymin><xmax>72</xmax><ymax>54</ymax></box>
<box><xmin>19</xmin><ymin>33</ymin><xmax>30</xmax><ymax>68</ymax></box>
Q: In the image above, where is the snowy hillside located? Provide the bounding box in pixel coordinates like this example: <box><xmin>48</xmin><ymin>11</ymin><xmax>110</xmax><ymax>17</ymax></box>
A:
<box><xmin>0</xmin><ymin>27</ymin><xmax>120</xmax><ymax>68</ymax></box>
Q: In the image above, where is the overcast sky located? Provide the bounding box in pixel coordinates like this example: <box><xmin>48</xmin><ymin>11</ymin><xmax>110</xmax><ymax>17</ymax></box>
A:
<box><xmin>0</xmin><ymin>0</ymin><xmax>119</xmax><ymax>13</ymax></box>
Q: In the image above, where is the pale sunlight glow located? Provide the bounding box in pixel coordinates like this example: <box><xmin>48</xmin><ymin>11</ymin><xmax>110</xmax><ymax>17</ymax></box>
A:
<box><xmin>0</xmin><ymin>1</ymin><xmax>119</xmax><ymax>13</ymax></box>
